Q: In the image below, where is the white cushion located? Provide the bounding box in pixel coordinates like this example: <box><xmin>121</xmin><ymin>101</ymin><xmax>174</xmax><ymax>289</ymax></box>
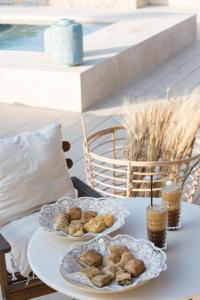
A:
<box><xmin>1</xmin><ymin>212</ymin><xmax>39</xmax><ymax>277</ymax></box>
<box><xmin>0</xmin><ymin>123</ymin><xmax>75</xmax><ymax>227</ymax></box>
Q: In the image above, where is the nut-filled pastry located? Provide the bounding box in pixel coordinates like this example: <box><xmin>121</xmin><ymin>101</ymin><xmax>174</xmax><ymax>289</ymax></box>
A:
<box><xmin>80</xmin><ymin>249</ymin><xmax>103</xmax><ymax>267</ymax></box>
<box><xmin>103</xmin><ymin>265</ymin><xmax>118</xmax><ymax>278</ymax></box>
<box><xmin>69</xmin><ymin>207</ymin><xmax>82</xmax><ymax>220</ymax></box>
<box><xmin>53</xmin><ymin>212</ymin><xmax>69</xmax><ymax>232</ymax></box>
<box><xmin>124</xmin><ymin>258</ymin><xmax>145</xmax><ymax>277</ymax></box>
<box><xmin>92</xmin><ymin>274</ymin><xmax>113</xmax><ymax>287</ymax></box>
<box><xmin>68</xmin><ymin>224</ymin><xmax>84</xmax><ymax>237</ymax></box>
<box><xmin>80</xmin><ymin>267</ymin><xmax>101</xmax><ymax>279</ymax></box>
<box><xmin>83</xmin><ymin>219</ymin><xmax>105</xmax><ymax>233</ymax></box>
<box><xmin>118</xmin><ymin>251</ymin><xmax>136</xmax><ymax>267</ymax></box>
<box><xmin>109</xmin><ymin>245</ymin><xmax>128</xmax><ymax>257</ymax></box>
<box><xmin>102</xmin><ymin>213</ymin><xmax>115</xmax><ymax>227</ymax></box>
<box><xmin>103</xmin><ymin>253</ymin><xmax>121</xmax><ymax>265</ymax></box>
<box><xmin>81</xmin><ymin>211</ymin><xmax>97</xmax><ymax>223</ymax></box>
<box><xmin>116</xmin><ymin>271</ymin><xmax>132</xmax><ymax>286</ymax></box>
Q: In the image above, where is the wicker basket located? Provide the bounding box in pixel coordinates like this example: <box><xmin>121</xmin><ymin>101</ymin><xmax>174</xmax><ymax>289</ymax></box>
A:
<box><xmin>82</xmin><ymin>121</ymin><xmax>200</xmax><ymax>203</ymax></box>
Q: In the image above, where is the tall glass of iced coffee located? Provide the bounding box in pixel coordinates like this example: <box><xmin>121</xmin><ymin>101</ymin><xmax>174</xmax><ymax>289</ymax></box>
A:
<box><xmin>162</xmin><ymin>181</ymin><xmax>182</xmax><ymax>231</ymax></box>
<box><xmin>147</xmin><ymin>203</ymin><xmax>168</xmax><ymax>251</ymax></box>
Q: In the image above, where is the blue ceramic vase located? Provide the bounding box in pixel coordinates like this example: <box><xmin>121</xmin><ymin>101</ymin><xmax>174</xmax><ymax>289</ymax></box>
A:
<box><xmin>44</xmin><ymin>19</ymin><xmax>83</xmax><ymax>66</ymax></box>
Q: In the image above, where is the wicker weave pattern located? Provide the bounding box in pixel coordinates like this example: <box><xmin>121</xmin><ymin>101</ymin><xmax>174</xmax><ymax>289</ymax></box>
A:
<box><xmin>82</xmin><ymin>122</ymin><xmax>200</xmax><ymax>203</ymax></box>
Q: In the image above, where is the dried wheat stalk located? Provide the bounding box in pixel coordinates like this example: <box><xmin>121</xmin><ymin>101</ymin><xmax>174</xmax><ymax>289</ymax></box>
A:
<box><xmin>122</xmin><ymin>89</ymin><xmax>200</xmax><ymax>162</ymax></box>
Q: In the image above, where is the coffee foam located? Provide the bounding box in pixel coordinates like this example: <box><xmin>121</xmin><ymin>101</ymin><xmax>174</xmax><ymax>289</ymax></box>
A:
<box><xmin>162</xmin><ymin>188</ymin><xmax>182</xmax><ymax>210</ymax></box>
<box><xmin>147</xmin><ymin>205</ymin><xmax>168</xmax><ymax>231</ymax></box>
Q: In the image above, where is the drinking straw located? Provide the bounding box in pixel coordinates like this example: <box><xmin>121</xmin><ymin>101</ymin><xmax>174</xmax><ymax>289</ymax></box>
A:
<box><xmin>151</xmin><ymin>175</ymin><xmax>153</xmax><ymax>206</ymax></box>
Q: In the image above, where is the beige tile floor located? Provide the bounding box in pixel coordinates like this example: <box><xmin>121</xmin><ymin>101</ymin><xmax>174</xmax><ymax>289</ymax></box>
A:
<box><xmin>1</xmin><ymin>7</ymin><xmax>200</xmax><ymax>300</ymax></box>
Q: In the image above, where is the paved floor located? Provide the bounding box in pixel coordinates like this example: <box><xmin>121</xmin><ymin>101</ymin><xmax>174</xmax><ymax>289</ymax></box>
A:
<box><xmin>1</xmin><ymin>5</ymin><xmax>200</xmax><ymax>300</ymax></box>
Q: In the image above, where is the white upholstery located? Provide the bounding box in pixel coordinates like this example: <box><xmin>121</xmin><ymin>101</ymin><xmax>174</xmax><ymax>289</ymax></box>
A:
<box><xmin>0</xmin><ymin>123</ymin><xmax>75</xmax><ymax>227</ymax></box>
<box><xmin>0</xmin><ymin>123</ymin><xmax>75</xmax><ymax>276</ymax></box>
<box><xmin>1</xmin><ymin>212</ymin><xmax>39</xmax><ymax>276</ymax></box>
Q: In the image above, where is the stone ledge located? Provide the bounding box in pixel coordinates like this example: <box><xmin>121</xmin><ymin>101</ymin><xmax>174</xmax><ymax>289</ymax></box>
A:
<box><xmin>0</xmin><ymin>10</ymin><xmax>197</xmax><ymax>112</ymax></box>
<box><xmin>49</xmin><ymin>0</ymin><xmax>148</xmax><ymax>9</ymax></box>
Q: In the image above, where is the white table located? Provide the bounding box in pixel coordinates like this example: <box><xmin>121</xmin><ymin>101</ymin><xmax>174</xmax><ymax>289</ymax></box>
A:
<box><xmin>28</xmin><ymin>198</ymin><xmax>200</xmax><ymax>300</ymax></box>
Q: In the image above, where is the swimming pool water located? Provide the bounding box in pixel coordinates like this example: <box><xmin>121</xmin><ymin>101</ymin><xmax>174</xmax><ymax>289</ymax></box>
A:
<box><xmin>0</xmin><ymin>23</ymin><xmax>106</xmax><ymax>52</ymax></box>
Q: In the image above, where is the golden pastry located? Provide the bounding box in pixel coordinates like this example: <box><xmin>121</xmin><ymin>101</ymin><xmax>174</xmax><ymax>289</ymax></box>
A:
<box><xmin>109</xmin><ymin>245</ymin><xmax>128</xmax><ymax>257</ymax></box>
<box><xmin>83</xmin><ymin>219</ymin><xmax>105</xmax><ymax>233</ymax></box>
<box><xmin>119</xmin><ymin>251</ymin><xmax>135</xmax><ymax>267</ymax></box>
<box><xmin>81</xmin><ymin>211</ymin><xmax>97</xmax><ymax>223</ymax></box>
<box><xmin>94</xmin><ymin>215</ymin><xmax>104</xmax><ymax>222</ymax></box>
<box><xmin>92</xmin><ymin>274</ymin><xmax>113</xmax><ymax>287</ymax></box>
<box><xmin>69</xmin><ymin>207</ymin><xmax>82</xmax><ymax>220</ymax></box>
<box><xmin>80</xmin><ymin>267</ymin><xmax>101</xmax><ymax>279</ymax></box>
<box><xmin>80</xmin><ymin>249</ymin><xmax>103</xmax><ymax>267</ymax></box>
<box><xmin>103</xmin><ymin>265</ymin><xmax>118</xmax><ymax>278</ymax></box>
<box><xmin>70</xmin><ymin>219</ymin><xmax>83</xmax><ymax>225</ymax></box>
<box><xmin>116</xmin><ymin>271</ymin><xmax>132</xmax><ymax>286</ymax></box>
<box><xmin>54</xmin><ymin>212</ymin><xmax>69</xmax><ymax>232</ymax></box>
<box><xmin>102</xmin><ymin>213</ymin><xmax>115</xmax><ymax>227</ymax></box>
<box><xmin>68</xmin><ymin>224</ymin><xmax>84</xmax><ymax>237</ymax></box>
<box><xmin>124</xmin><ymin>258</ymin><xmax>145</xmax><ymax>277</ymax></box>
<box><xmin>103</xmin><ymin>253</ymin><xmax>121</xmax><ymax>265</ymax></box>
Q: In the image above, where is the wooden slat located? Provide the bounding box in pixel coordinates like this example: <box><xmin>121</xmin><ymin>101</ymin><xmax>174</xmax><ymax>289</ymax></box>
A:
<box><xmin>0</xmin><ymin>234</ymin><xmax>11</xmax><ymax>254</ymax></box>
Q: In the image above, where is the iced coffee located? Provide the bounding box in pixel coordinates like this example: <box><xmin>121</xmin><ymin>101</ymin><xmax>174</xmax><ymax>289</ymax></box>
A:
<box><xmin>162</xmin><ymin>181</ymin><xmax>182</xmax><ymax>230</ymax></box>
<box><xmin>147</xmin><ymin>204</ymin><xmax>168</xmax><ymax>250</ymax></box>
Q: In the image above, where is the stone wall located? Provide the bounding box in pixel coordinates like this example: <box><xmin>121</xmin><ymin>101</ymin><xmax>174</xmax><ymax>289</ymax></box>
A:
<box><xmin>49</xmin><ymin>0</ymin><xmax>149</xmax><ymax>9</ymax></box>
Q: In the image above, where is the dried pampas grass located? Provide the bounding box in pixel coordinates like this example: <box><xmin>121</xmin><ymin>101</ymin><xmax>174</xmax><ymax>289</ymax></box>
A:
<box><xmin>122</xmin><ymin>89</ymin><xmax>200</xmax><ymax>162</ymax></box>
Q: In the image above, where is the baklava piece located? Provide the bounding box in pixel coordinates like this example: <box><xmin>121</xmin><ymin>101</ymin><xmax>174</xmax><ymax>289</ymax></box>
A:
<box><xmin>116</xmin><ymin>271</ymin><xmax>132</xmax><ymax>286</ymax></box>
<box><xmin>80</xmin><ymin>267</ymin><xmax>101</xmax><ymax>279</ymax></box>
<box><xmin>124</xmin><ymin>258</ymin><xmax>145</xmax><ymax>277</ymax></box>
<box><xmin>119</xmin><ymin>251</ymin><xmax>136</xmax><ymax>267</ymax></box>
<box><xmin>81</xmin><ymin>211</ymin><xmax>97</xmax><ymax>224</ymax></box>
<box><xmin>53</xmin><ymin>212</ymin><xmax>69</xmax><ymax>232</ymax></box>
<box><xmin>94</xmin><ymin>215</ymin><xmax>104</xmax><ymax>222</ymax></box>
<box><xmin>68</xmin><ymin>224</ymin><xmax>84</xmax><ymax>237</ymax></box>
<box><xmin>80</xmin><ymin>249</ymin><xmax>103</xmax><ymax>267</ymax></box>
<box><xmin>109</xmin><ymin>245</ymin><xmax>128</xmax><ymax>257</ymax></box>
<box><xmin>70</xmin><ymin>219</ymin><xmax>83</xmax><ymax>225</ymax></box>
<box><xmin>102</xmin><ymin>213</ymin><xmax>115</xmax><ymax>227</ymax></box>
<box><xmin>83</xmin><ymin>219</ymin><xmax>105</xmax><ymax>234</ymax></box>
<box><xmin>68</xmin><ymin>207</ymin><xmax>82</xmax><ymax>220</ymax></box>
<box><xmin>92</xmin><ymin>274</ymin><xmax>113</xmax><ymax>287</ymax></box>
<box><xmin>103</xmin><ymin>253</ymin><xmax>121</xmax><ymax>266</ymax></box>
<box><xmin>103</xmin><ymin>265</ymin><xmax>118</xmax><ymax>279</ymax></box>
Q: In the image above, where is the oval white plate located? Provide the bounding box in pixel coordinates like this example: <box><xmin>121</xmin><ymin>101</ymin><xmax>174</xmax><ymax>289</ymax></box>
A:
<box><xmin>39</xmin><ymin>197</ymin><xmax>129</xmax><ymax>241</ymax></box>
<box><xmin>59</xmin><ymin>234</ymin><xmax>167</xmax><ymax>293</ymax></box>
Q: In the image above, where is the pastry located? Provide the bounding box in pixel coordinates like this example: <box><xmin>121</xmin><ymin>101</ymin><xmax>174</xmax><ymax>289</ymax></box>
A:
<box><xmin>53</xmin><ymin>212</ymin><xmax>69</xmax><ymax>232</ymax></box>
<box><xmin>80</xmin><ymin>249</ymin><xmax>103</xmax><ymax>267</ymax></box>
<box><xmin>102</xmin><ymin>213</ymin><xmax>115</xmax><ymax>227</ymax></box>
<box><xmin>94</xmin><ymin>215</ymin><xmax>104</xmax><ymax>222</ymax></box>
<box><xmin>69</xmin><ymin>207</ymin><xmax>82</xmax><ymax>220</ymax></box>
<box><xmin>103</xmin><ymin>265</ymin><xmax>118</xmax><ymax>278</ymax></box>
<box><xmin>83</xmin><ymin>219</ymin><xmax>105</xmax><ymax>233</ymax></box>
<box><xmin>116</xmin><ymin>271</ymin><xmax>132</xmax><ymax>286</ymax></box>
<box><xmin>124</xmin><ymin>258</ymin><xmax>145</xmax><ymax>277</ymax></box>
<box><xmin>70</xmin><ymin>219</ymin><xmax>83</xmax><ymax>225</ymax></box>
<box><xmin>92</xmin><ymin>274</ymin><xmax>113</xmax><ymax>287</ymax></box>
<box><xmin>103</xmin><ymin>253</ymin><xmax>121</xmax><ymax>265</ymax></box>
<box><xmin>119</xmin><ymin>251</ymin><xmax>135</xmax><ymax>267</ymax></box>
<box><xmin>109</xmin><ymin>245</ymin><xmax>128</xmax><ymax>257</ymax></box>
<box><xmin>81</xmin><ymin>211</ymin><xmax>97</xmax><ymax>223</ymax></box>
<box><xmin>68</xmin><ymin>224</ymin><xmax>84</xmax><ymax>237</ymax></box>
<box><xmin>80</xmin><ymin>267</ymin><xmax>101</xmax><ymax>279</ymax></box>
